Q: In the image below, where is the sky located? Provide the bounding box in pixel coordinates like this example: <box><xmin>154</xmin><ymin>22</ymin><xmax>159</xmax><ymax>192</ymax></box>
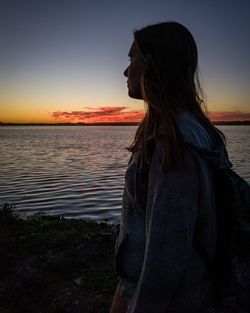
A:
<box><xmin>0</xmin><ymin>0</ymin><xmax>249</xmax><ymax>123</ymax></box>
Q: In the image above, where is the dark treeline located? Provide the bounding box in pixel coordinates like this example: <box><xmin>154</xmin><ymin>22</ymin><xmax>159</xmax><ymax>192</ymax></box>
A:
<box><xmin>0</xmin><ymin>121</ymin><xmax>250</xmax><ymax>126</ymax></box>
<box><xmin>212</xmin><ymin>120</ymin><xmax>250</xmax><ymax>125</ymax></box>
<box><xmin>0</xmin><ymin>122</ymin><xmax>139</xmax><ymax>126</ymax></box>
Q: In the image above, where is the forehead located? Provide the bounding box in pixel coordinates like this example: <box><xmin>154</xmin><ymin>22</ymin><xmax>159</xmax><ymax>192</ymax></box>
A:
<box><xmin>128</xmin><ymin>41</ymin><xmax>138</xmax><ymax>56</ymax></box>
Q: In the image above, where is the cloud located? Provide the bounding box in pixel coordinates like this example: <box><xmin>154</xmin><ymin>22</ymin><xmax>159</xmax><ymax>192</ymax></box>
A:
<box><xmin>207</xmin><ymin>110</ymin><xmax>250</xmax><ymax>121</ymax></box>
<box><xmin>51</xmin><ymin>106</ymin><xmax>145</xmax><ymax>123</ymax></box>
<box><xmin>50</xmin><ymin>107</ymin><xmax>250</xmax><ymax>123</ymax></box>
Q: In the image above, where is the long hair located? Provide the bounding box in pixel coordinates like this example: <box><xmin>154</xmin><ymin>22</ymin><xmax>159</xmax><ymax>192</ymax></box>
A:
<box><xmin>126</xmin><ymin>21</ymin><xmax>227</xmax><ymax>172</ymax></box>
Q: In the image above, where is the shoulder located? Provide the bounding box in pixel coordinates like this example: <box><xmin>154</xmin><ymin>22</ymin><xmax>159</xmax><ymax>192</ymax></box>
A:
<box><xmin>176</xmin><ymin>111</ymin><xmax>214</xmax><ymax>150</ymax></box>
<box><xmin>151</xmin><ymin>135</ymin><xmax>202</xmax><ymax>173</ymax></box>
<box><xmin>146</xmin><ymin>141</ymin><xmax>202</xmax><ymax>198</ymax></box>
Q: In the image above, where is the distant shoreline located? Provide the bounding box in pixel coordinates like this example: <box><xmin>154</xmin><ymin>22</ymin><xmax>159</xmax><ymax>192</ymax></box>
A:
<box><xmin>0</xmin><ymin>122</ymin><xmax>139</xmax><ymax>126</ymax></box>
<box><xmin>0</xmin><ymin>121</ymin><xmax>250</xmax><ymax>126</ymax></box>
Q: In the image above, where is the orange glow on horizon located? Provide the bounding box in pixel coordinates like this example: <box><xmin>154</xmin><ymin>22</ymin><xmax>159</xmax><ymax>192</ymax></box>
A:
<box><xmin>207</xmin><ymin>110</ymin><xmax>250</xmax><ymax>122</ymax></box>
<box><xmin>1</xmin><ymin>107</ymin><xmax>250</xmax><ymax>124</ymax></box>
<box><xmin>50</xmin><ymin>107</ymin><xmax>250</xmax><ymax>123</ymax></box>
<box><xmin>50</xmin><ymin>107</ymin><xmax>146</xmax><ymax>123</ymax></box>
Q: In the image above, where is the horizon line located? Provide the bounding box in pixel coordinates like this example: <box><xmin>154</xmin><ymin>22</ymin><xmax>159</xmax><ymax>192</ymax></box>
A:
<box><xmin>1</xmin><ymin>120</ymin><xmax>250</xmax><ymax>126</ymax></box>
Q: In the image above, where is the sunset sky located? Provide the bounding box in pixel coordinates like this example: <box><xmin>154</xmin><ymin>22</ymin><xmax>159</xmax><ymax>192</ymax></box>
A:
<box><xmin>0</xmin><ymin>0</ymin><xmax>249</xmax><ymax>123</ymax></box>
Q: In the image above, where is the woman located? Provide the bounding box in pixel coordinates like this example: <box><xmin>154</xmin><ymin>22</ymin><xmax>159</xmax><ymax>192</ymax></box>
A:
<box><xmin>109</xmin><ymin>21</ymin><xmax>232</xmax><ymax>313</ymax></box>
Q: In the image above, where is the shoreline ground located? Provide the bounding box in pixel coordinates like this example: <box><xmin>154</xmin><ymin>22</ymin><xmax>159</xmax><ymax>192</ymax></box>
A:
<box><xmin>0</xmin><ymin>203</ymin><xmax>118</xmax><ymax>313</ymax></box>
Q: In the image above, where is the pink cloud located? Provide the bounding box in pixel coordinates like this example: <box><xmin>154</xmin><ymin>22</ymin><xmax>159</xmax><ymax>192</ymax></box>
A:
<box><xmin>207</xmin><ymin>110</ymin><xmax>250</xmax><ymax>121</ymax></box>
<box><xmin>51</xmin><ymin>107</ymin><xmax>145</xmax><ymax>123</ymax></box>
<box><xmin>50</xmin><ymin>107</ymin><xmax>250</xmax><ymax>123</ymax></box>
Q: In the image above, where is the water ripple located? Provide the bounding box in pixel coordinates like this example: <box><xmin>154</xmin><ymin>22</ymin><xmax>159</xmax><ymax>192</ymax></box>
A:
<box><xmin>0</xmin><ymin>125</ymin><xmax>249</xmax><ymax>224</ymax></box>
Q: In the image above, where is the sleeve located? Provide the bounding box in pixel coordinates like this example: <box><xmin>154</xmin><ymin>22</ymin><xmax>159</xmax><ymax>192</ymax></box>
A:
<box><xmin>127</xmin><ymin>142</ymin><xmax>200</xmax><ymax>313</ymax></box>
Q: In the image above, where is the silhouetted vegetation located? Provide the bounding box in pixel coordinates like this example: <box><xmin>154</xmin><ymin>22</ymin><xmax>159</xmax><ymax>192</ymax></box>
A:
<box><xmin>0</xmin><ymin>122</ymin><xmax>139</xmax><ymax>126</ymax></box>
<box><xmin>212</xmin><ymin>120</ymin><xmax>250</xmax><ymax>125</ymax></box>
<box><xmin>0</xmin><ymin>121</ymin><xmax>249</xmax><ymax>126</ymax></box>
<box><xmin>0</xmin><ymin>203</ymin><xmax>118</xmax><ymax>313</ymax></box>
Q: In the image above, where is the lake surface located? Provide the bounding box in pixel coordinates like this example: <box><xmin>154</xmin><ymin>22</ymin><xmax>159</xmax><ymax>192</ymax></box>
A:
<box><xmin>0</xmin><ymin>126</ymin><xmax>249</xmax><ymax>224</ymax></box>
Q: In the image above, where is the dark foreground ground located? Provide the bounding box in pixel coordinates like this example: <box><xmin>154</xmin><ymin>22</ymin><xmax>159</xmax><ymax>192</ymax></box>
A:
<box><xmin>0</xmin><ymin>204</ymin><xmax>118</xmax><ymax>313</ymax></box>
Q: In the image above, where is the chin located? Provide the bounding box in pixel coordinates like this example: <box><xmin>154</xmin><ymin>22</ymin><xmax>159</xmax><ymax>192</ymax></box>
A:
<box><xmin>128</xmin><ymin>88</ymin><xmax>142</xmax><ymax>100</ymax></box>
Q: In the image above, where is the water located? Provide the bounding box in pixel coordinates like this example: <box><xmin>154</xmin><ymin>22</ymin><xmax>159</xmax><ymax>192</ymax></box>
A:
<box><xmin>0</xmin><ymin>126</ymin><xmax>249</xmax><ymax>224</ymax></box>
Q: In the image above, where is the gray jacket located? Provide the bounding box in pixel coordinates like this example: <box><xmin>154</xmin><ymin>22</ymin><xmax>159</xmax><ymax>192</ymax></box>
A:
<box><xmin>114</xmin><ymin>111</ymin><xmax>232</xmax><ymax>313</ymax></box>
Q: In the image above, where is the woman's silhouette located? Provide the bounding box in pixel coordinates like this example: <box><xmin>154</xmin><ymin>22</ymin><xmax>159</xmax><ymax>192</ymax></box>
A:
<box><xmin>109</xmin><ymin>21</ymin><xmax>232</xmax><ymax>313</ymax></box>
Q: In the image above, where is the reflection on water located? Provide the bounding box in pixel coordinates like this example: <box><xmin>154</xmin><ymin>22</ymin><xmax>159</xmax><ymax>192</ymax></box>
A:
<box><xmin>220</xmin><ymin>126</ymin><xmax>250</xmax><ymax>183</ymax></box>
<box><xmin>0</xmin><ymin>125</ymin><xmax>249</xmax><ymax>224</ymax></box>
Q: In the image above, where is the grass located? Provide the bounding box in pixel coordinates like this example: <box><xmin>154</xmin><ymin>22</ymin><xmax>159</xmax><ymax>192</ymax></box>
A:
<box><xmin>0</xmin><ymin>203</ymin><xmax>118</xmax><ymax>313</ymax></box>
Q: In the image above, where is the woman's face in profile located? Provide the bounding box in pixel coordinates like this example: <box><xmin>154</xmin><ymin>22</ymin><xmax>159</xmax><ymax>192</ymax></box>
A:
<box><xmin>124</xmin><ymin>41</ymin><xmax>146</xmax><ymax>100</ymax></box>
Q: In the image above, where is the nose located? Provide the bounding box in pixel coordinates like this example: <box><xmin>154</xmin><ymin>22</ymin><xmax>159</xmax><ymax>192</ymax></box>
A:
<box><xmin>123</xmin><ymin>67</ymin><xmax>128</xmax><ymax>77</ymax></box>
